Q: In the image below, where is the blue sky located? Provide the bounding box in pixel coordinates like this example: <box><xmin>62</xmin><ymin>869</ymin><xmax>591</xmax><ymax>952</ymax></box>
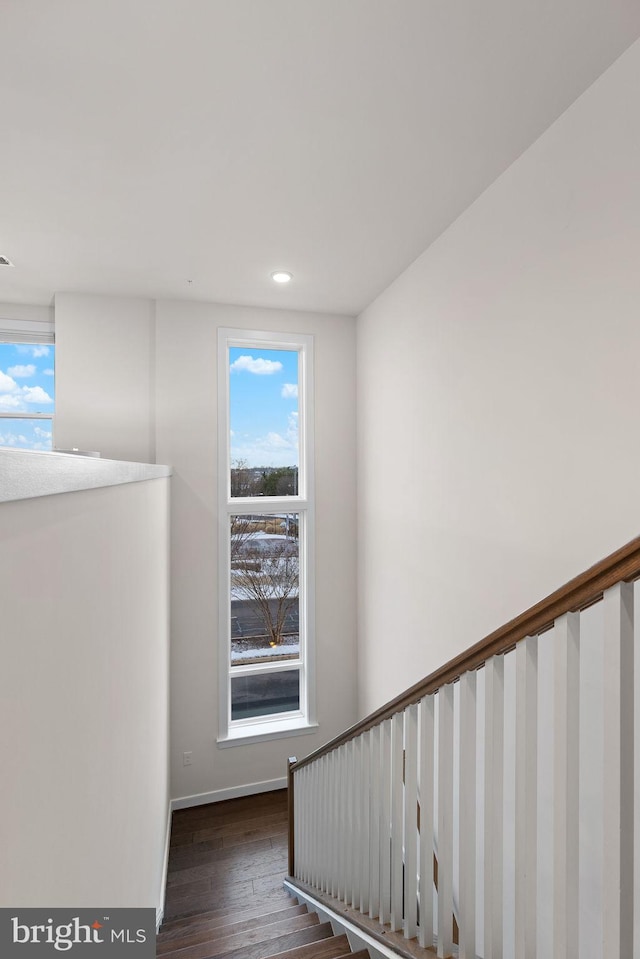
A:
<box><xmin>0</xmin><ymin>342</ymin><xmax>55</xmax><ymax>450</ymax></box>
<box><xmin>229</xmin><ymin>347</ymin><xmax>299</xmax><ymax>468</ymax></box>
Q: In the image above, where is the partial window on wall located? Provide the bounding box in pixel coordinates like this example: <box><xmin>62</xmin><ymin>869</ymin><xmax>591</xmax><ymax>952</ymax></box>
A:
<box><xmin>217</xmin><ymin>328</ymin><xmax>316</xmax><ymax>745</ymax></box>
<box><xmin>0</xmin><ymin>325</ymin><xmax>55</xmax><ymax>451</ymax></box>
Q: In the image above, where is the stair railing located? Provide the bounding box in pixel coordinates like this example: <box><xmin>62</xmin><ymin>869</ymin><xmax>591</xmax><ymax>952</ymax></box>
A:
<box><xmin>287</xmin><ymin>534</ymin><xmax>640</xmax><ymax>958</ymax></box>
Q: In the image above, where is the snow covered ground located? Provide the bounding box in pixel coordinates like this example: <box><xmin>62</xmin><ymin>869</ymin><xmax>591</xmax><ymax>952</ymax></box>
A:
<box><xmin>231</xmin><ymin>641</ymin><xmax>299</xmax><ymax>662</ymax></box>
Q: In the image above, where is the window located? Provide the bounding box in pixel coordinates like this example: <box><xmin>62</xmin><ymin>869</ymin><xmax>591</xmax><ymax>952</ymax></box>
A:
<box><xmin>0</xmin><ymin>336</ymin><xmax>55</xmax><ymax>450</ymax></box>
<box><xmin>217</xmin><ymin>329</ymin><xmax>316</xmax><ymax>744</ymax></box>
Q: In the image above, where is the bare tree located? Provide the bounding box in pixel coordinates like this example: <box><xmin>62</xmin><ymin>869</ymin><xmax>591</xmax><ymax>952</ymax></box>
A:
<box><xmin>230</xmin><ymin>457</ymin><xmax>259</xmax><ymax>497</ymax></box>
<box><xmin>230</xmin><ymin>514</ymin><xmax>257</xmax><ymax>563</ymax></box>
<box><xmin>232</xmin><ymin>540</ymin><xmax>299</xmax><ymax>646</ymax></box>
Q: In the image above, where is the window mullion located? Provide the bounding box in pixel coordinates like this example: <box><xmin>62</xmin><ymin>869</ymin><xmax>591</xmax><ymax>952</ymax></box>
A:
<box><xmin>225</xmin><ymin>498</ymin><xmax>309</xmax><ymax>514</ymax></box>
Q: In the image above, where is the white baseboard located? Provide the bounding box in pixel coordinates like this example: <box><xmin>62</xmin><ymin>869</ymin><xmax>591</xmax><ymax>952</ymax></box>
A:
<box><xmin>171</xmin><ymin>776</ymin><xmax>287</xmax><ymax>811</ymax></box>
<box><xmin>156</xmin><ymin>802</ymin><xmax>173</xmax><ymax>931</ymax></box>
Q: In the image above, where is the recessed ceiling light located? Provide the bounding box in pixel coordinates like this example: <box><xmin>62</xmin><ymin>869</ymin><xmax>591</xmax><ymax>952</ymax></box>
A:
<box><xmin>271</xmin><ymin>271</ymin><xmax>293</xmax><ymax>284</ymax></box>
<box><xmin>0</xmin><ymin>255</ymin><xmax>14</xmax><ymax>267</ymax></box>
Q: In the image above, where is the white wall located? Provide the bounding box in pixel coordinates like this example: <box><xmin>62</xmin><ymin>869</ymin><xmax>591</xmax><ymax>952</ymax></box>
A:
<box><xmin>55</xmin><ymin>293</ymin><xmax>156</xmax><ymax>463</ymax></box>
<box><xmin>357</xmin><ymin>38</ymin><xmax>640</xmax><ymax>715</ymax></box>
<box><xmin>0</xmin><ymin>478</ymin><xmax>170</xmax><ymax>908</ymax></box>
<box><xmin>54</xmin><ymin>294</ymin><xmax>358</xmax><ymax>801</ymax></box>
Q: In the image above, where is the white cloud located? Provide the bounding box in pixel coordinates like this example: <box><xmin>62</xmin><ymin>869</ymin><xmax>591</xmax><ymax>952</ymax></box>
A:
<box><xmin>286</xmin><ymin>411</ymin><xmax>299</xmax><ymax>443</ymax></box>
<box><xmin>0</xmin><ymin>428</ymin><xmax>50</xmax><ymax>450</ymax></box>
<box><xmin>0</xmin><ymin>371</ymin><xmax>18</xmax><ymax>394</ymax></box>
<box><xmin>8</xmin><ymin>364</ymin><xmax>36</xmax><ymax>378</ymax></box>
<box><xmin>34</xmin><ymin>426</ymin><xmax>52</xmax><ymax>439</ymax></box>
<box><xmin>230</xmin><ymin>412</ymin><xmax>300</xmax><ymax>468</ymax></box>
<box><xmin>230</xmin><ymin>355</ymin><xmax>283</xmax><ymax>375</ymax></box>
<box><xmin>22</xmin><ymin>386</ymin><xmax>53</xmax><ymax>405</ymax></box>
<box><xmin>281</xmin><ymin>383</ymin><xmax>298</xmax><ymax>399</ymax></box>
<box><xmin>231</xmin><ymin>435</ymin><xmax>296</xmax><ymax>467</ymax></box>
<box><xmin>43</xmin><ymin>368</ymin><xmax>55</xmax><ymax>376</ymax></box>
<box><xmin>0</xmin><ymin>431</ymin><xmax>29</xmax><ymax>447</ymax></box>
<box><xmin>0</xmin><ymin>394</ymin><xmax>22</xmax><ymax>409</ymax></box>
<box><xmin>264</xmin><ymin>432</ymin><xmax>290</xmax><ymax>450</ymax></box>
<box><xmin>16</xmin><ymin>345</ymin><xmax>50</xmax><ymax>358</ymax></box>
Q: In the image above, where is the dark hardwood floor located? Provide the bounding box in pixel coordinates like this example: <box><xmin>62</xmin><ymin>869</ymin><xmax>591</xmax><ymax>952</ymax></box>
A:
<box><xmin>163</xmin><ymin>790</ymin><xmax>290</xmax><ymax>922</ymax></box>
<box><xmin>157</xmin><ymin>789</ymin><xmax>368</xmax><ymax>959</ymax></box>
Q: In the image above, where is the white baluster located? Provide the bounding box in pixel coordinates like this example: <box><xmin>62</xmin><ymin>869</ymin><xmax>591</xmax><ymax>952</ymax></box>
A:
<box><xmin>404</xmin><ymin>703</ymin><xmax>419</xmax><ymax>939</ymax></box>
<box><xmin>293</xmin><ymin>767</ymin><xmax>300</xmax><ymax>880</ymax></box>
<box><xmin>419</xmin><ymin>694</ymin><xmax>435</xmax><ymax>949</ymax></box>
<box><xmin>336</xmin><ymin>747</ymin><xmax>343</xmax><ymax>898</ymax></box>
<box><xmin>459</xmin><ymin>669</ymin><xmax>477</xmax><ymax>959</ymax></box>
<box><xmin>322</xmin><ymin>755</ymin><xmax>329</xmax><ymax>893</ymax></box>
<box><xmin>352</xmin><ymin>736</ymin><xmax>360</xmax><ymax>907</ymax></box>
<box><xmin>317</xmin><ymin>755</ymin><xmax>325</xmax><ymax>891</ymax></box>
<box><xmin>603</xmin><ymin>582</ymin><xmax>634</xmax><ymax>958</ymax></box>
<box><xmin>296</xmin><ymin>766</ymin><xmax>303</xmax><ymax>881</ymax></box>
<box><xmin>307</xmin><ymin>763</ymin><xmax>318</xmax><ymax>886</ymax></box>
<box><xmin>369</xmin><ymin>724</ymin><xmax>381</xmax><ymax>919</ymax></box>
<box><xmin>305</xmin><ymin>764</ymin><xmax>312</xmax><ymax>884</ymax></box>
<box><xmin>345</xmin><ymin>740</ymin><xmax>354</xmax><ymax>904</ymax></box>
<box><xmin>515</xmin><ymin>636</ymin><xmax>538</xmax><ymax>959</ymax></box>
<box><xmin>390</xmin><ymin>711</ymin><xmax>404</xmax><ymax>931</ymax></box>
<box><xmin>553</xmin><ymin>611</ymin><xmax>580</xmax><ymax>959</ymax></box>
<box><xmin>323</xmin><ymin>753</ymin><xmax>330</xmax><ymax>892</ymax></box>
<box><xmin>380</xmin><ymin>718</ymin><xmax>392</xmax><ymax>925</ymax></box>
<box><xmin>329</xmin><ymin>749</ymin><xmax>342</xmax><ymax>899</ymax></box>
<box><xmin>350</xmin><ymin>736</ymin><xmax>360</xmax><ymax>908</ymax></box>
<box><xmin>438</xmin><ymin>683</ymin><xmax>454</xmax><ymax>958</ymax></box>
<box><xmin>485</xmin><ymin>654</ymin><xmax>504</xmax><ymax>959</ymax></box>
<box><xmin>298</xmin><ymin>765</ymin><xmax>306</xmax><ymax>882</ymax></box>
<box><xmin>311</xmin><ymin>760</ymin><xmax>322</xmax><ymax>888</ymax></box>
<box><xmin>341</xmin><ymin>741</ymin><xmax>349</xmax><ymax>903</ymax></box>
<box><xmin>310</xmin><ymin>761</ymin><xmax>317</xmax><ymax>887</ymax></box>
<box><xmin>352</xmin><ymin>736</ymin><xmax>361</xmax><ymax>908</ymax></box>
<box><xmin>360</xmin><ymin>732</ymin><xmax>371</xmax><ymax>914</ymax></box>
<box><xmin>329</xmin><ymin>751</ymin><xmax>337</xmax><ymax>895</ymax></box>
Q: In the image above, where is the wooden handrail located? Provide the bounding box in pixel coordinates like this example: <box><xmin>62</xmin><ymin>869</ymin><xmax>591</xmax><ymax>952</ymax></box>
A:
<box><xmin>292</xmin><ymin>532</ymin><xmax>640</xmax><ymax>772</ymax></box>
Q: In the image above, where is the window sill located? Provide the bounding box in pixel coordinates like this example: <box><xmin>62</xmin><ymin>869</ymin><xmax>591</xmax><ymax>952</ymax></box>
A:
<box><xmin>217</xmin><ymin>718</ymin><xmax>319</xmax><ymax>748</ymax></box>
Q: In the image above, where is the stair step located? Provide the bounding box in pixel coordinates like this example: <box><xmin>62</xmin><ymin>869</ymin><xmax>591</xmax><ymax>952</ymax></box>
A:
<box><xmin>199</xmin><ymin>921</ymin><xmax>337</xmax><ymax>959</ymax></box>
<box><xmin>167</xmin><ymin>847</ymin><xmax>288</xmax><ymax>891</ymax></box>
<box><xmin>158</xmin><ymin>904</ymin><xmax>307</xmax><ymax>946</ymax></box>
<box><xmin>157</xmin><ymin>912</ymin><xmax>319</xmax><ymax>958</ymax></box>
<box><xmin>163</xmin><ymin>886</ymin><xmax>293</xmax><ymax>922</ymax></box>
<box><xmin>259</xmin><ymin>934</ymin><xmax>351</xmax><ymax>959</ymax></box>
<box><xmin>160</xmin><ymin>889</ymin><xmax>295</xmax><ymax>930</ymax></box>
<box><xmin>167</xmin><ymin>849</ymin><xmax>287</xmax><ymax>897</ymax></box>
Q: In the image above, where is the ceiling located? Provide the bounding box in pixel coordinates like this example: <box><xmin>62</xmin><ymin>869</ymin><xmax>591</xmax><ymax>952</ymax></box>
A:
<box><xmin>1</xmin><ymin>0</ymin><xmax>639</xmax><ymax>317</ymax></box>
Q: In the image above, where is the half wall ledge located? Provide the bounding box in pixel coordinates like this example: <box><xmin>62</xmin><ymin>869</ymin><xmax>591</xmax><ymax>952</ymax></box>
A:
<box><xmin>0</xmin><ymin>448</ymin><xmax>171</xmax><ymax>503</ymax></box>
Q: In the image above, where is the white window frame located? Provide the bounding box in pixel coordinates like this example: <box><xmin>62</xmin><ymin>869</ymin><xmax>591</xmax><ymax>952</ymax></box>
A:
<box><xmin>0</xmin><ymin>315</ymin><xmax>55</xmax><ymax>449</ymax></box>
<box><xmin>217</xmin><ymin>328</ymin><xmax>317</xmax><ymax>746</ymax></box>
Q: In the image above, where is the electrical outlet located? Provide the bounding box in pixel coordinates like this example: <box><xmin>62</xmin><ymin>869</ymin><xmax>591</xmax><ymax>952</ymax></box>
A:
<box><xmin>183</xmin><ymin>751</ymin><xmax>193</xmax><ymax>766</ymax></box>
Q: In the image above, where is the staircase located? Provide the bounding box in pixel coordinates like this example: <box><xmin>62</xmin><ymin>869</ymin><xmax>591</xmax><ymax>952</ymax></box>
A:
<box><xmin>157</xmin><ymin>897</ymin><xmax>369</xmax><ymax>959</ymax></box>
<box><xmin>287</xmin><ymin>534</ymin><xmax>640</xmax><ymax>958</ymax></box>
<box><xmin>157</xmin><ymin>790</ymin><xmax>369</xmax><ymax>959</ymax></box>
